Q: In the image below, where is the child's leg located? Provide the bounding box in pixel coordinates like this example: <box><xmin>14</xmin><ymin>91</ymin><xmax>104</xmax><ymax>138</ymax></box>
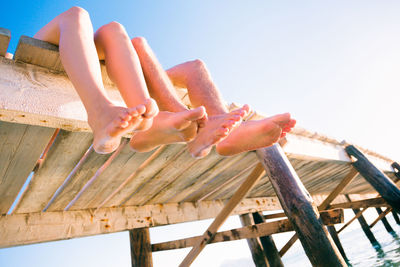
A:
<box><xmin>34</xmin><ymin>7</ymin><xmax>149</xmax><ymax>154</ymax></box>
<box><xmin>131</xmin><ymin>37</ymin><xmax>248</xmax><ymax>157</ymax></box>
<box><xmin>166</xmin><ymin>60</ymin><xmax>296</xmax><ymax>156</ymax></box>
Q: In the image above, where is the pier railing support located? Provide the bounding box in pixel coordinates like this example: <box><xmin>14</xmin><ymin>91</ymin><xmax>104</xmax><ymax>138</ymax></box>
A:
<box><xmin>375</xmin><ymin>208</ymin><xmax>395</xmax><ymax>234</ymax></box>
<box><xmin>345</xmin><ymin>145</ymin><xmax>400</xmax><ymax>211</ymax></box>
<box><xmin>129</xmin><ymin>227</ymin><xmax>153</xmax><ymax>267</ymax></box>
<box><xmin>256</xmin><ymin>144</ymin><xmax>346</xmax><ymax>267</ymax></box>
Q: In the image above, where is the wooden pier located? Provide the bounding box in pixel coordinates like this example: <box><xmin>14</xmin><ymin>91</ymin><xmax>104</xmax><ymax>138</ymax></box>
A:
<box><xmin>0</xmin><ymin>28</ymin><xmax>399</xmax><ymax>266</ymax></box>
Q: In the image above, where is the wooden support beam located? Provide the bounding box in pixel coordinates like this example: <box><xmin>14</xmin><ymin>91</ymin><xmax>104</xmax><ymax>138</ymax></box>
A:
<box><xmin>329</xmin><ymin>197</ymin><xmax>387</xmax><ymax>210</ymax></box>
<box><xmin>256</xmin><ymin>144</ymin><xmax>346</xmax><ymax>267</ymax></box>
<box><xmin>327</xmin><ymin>226</ymin><xmax>349</xmax><ymax>263</ymax></box>
<box><xmin>130</xmin><ymin>228</ymin><xmax>153</xmax><ymax>267</ymax></box>
<box><xmin>337</xmin><ymin>208</ymin><xmax>367</xmax><ymax>234</ymax></box>
<box><xmin>345</xmin><ymin>145</ymin><xmax>400</xmax><ymax>211</ymax></box>
<box><xmin>240</xmin><ymin>214</ymin><xmax>268</xmax><ymax>267</ymax></box>
<box><xmin>0</xmin><ymin>197</ymin><xmax>280</xmax><ymax>248</ymax></box>
<box><xmin>375</xmin><ymin>207</ymin><xmax>395</xmax><ymax>233</ymax></box>
<box><xmin>178</xmin><ymin>163</ymin><xmax>265</xmax><ymax>267</ymax></box>
<box><xmin>391</xmin><ymin>162</ymin><xmax>400</xmax><ymax>183</ymax></box>
<box><xmin>0</xmin><ymin>28</ymin><xmax>11</xmax><ymax>57</ymax></box>
<box><xmin>152</xmin><ymin>209</ymin><xmax>344</xmax><ymax>252</ymax></box>
<box><xmin>369</xmin><ymin>208</ymin><xmax>392</xmax><ymax>229</ymax></box>
<box><xmin>253</xmin><ymin>212</ymin><xmax>284</xmax><ymax>267</ymax></box>
<box><xmin>345</xmin><ymin>195</ymin><xmax>381</xmax><ymax>249</ymax></box>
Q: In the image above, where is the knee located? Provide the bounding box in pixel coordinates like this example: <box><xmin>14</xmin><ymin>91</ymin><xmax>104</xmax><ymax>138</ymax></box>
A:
<box><xmin>187</xmin><ymin>59</ymin><xmax>207</xmax><ymax>74</ymax></box>
<box><xmin>97</xmin><ymin>21</ymin><xmax>128</xmax><ymax>38</ymax></box>
<box><xmin>131</xmin><ymin>36</ymin><xmax>148</xmax><ymax>48</ymax></box>
<box><xmin>62</xmin><ymin>6</ymin><xmax>90</xmax><ymax>22</ymax></box>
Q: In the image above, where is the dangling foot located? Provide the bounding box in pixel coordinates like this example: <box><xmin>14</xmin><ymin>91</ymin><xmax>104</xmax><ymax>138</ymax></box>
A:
<box><xmin>216</xmin><ymin>113</ymin><xmax>296</xmax><ymax>156</ymax></box>
<box><xmin>129</xmin><ymin>107</ymin><xmax>206</xmax><ymax>152</ymax></box>
<box><xmin>89</xmin><ymin>99</ymin><xmax>158</xmax><ymax>154</ymax></box>
<box><xmin>134</xmin><ymin>98</ymin><xmax>159</xmax><ymax>131</ymax></box>
<box><xmin>187</xmin><ymin>105</ymin><xmax>250</xmax><ymax>158</ymax></box>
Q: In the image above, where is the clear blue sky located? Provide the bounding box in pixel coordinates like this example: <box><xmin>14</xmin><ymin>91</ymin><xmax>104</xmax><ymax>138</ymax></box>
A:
<box><xmin>1</xmin><ymin>1</ymin><xmax>400</xmax><ymax>266</ymax></box>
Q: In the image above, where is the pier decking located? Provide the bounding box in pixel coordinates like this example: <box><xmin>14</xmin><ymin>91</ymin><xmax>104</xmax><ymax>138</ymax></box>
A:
<box><xmin>0</xmin><ymin>29</ymin><xmax>399</xmax><ymax>266</ymax></box>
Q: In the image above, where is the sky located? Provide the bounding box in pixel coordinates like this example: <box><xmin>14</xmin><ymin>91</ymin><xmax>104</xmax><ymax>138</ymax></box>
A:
<box><xmin>1</xmin><ymin>1</ymin><xmax>400</xmax><ymax>266</ymax></box>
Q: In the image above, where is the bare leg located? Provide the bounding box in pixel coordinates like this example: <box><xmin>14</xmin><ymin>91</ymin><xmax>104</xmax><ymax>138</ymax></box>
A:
<box><xmin>34</xmin><ymin>7</ymin><xmax>153</xmax><ymax>153</ymax></box>
<box><xmin>132</xmin><ymin>37</ymin><xmax>249</xmax><ymax>157</ymax></box>
<box><xmin>166</xmin><ymin>60</ymin><xmax>296</xmax><ymax>156</ymax></box>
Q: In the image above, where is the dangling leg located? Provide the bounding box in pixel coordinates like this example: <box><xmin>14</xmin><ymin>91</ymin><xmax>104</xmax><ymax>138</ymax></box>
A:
<box><xmin>166</xmin><ymin>60</ymin><xmax>296</xmax><ymax>156</ymax></box>
<box><xmin>34</xmin><ymin>7</ymin><xmax>150</xmax><ymax>153</ymax></box>
<box><xmin>131</xmin><ymin>37</ymin><xmax>249</xmax><ymax>157</ymax></box>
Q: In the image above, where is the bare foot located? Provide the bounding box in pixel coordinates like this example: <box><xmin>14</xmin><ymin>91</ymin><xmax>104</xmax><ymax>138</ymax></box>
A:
<box><xmin>216</xmin><ymin>113</ymin><xmax>296</xmax><ymax>156</ymax></box>
<box><xmin>187</xmin><ymin>105</ymin><xmax>250</xmax><ymax>158</ymax></box>
<box><xmin>129</xmin><ymin>107</ymin><xmax>207</xmax><ymax>152</ymax></box>
<box><xmin>89</xmin><ymin>99</ymin><xmax>158</xmax><ymax>154</ymax></box>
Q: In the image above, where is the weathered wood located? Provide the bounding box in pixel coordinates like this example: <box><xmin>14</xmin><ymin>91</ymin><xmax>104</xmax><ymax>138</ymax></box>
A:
<box><xmin>345</xmin><ymin>145</ymin><xmax>400</xmax><ymax>211</ymax></box>
<box><xmin>329</xmin><ymin>197</ymin><xmax>387</xmax><ymax>210</ymax></box>
<box><xmin>0</xmin><ymin>28</ymin><xmax>11</xmax><ymax>57</ymax></box>
<box><xmin>279</xmin><ymin>234</ymin><xmax>298</xmax><ymax>257</ymax></box>
<box><xmin>369</xmin><ymin>207</ymin><xmax>392</xmax><ymax>228</ymax></box>
<box><xmin>152</xmin><ymin>210</ymin><xmax>344</xmax><ymax>252</ymax></box>
<box><xmin>0</xmin><ymin>121</ymin><xmax>55</xmax><ymax>214</ymax></box>
<box><xmin>327</xmin><ymin>226</ymin><xmax>349</xmax><ymax>263</ymax></box>
<box><xmin>178</xmin><ymin>163</ymin><xmax>265</xmax><ymax>267</ymax></box>
<box><xmin>391</xmin><ymin>162</ymin><xmax>400</xmax><ymax>182</ymax></box>
<box><xmin>392</xmin><ymin>211</ymin><xmax>400</xmax><ymax>225</ymax></box>
<box><xmin>240</xmin><ymin>214</ymin><xmax>268</xmax><ymax>267</ymax></box>
<box><xmin>256</xmin><ymin>144</ymin><xmax>346</xmax><ymax>267</ymax></box>
<box><xmin>253</xmin><ymin>212</ymin><xmax>284</xmax><ymax>267</ymax></box>
<box><xmin>130</xmin><ymin>228</ymin><xmax>153</xmax><ymax>267</ymax></box>
<box><xmin>345</xmin><ymin>195</ymin><xmax>381</xmax><ymax>248</ymax></box>
<box><xmin>375</xmin><ymin>207</ymin><xmax>395</xmax><ymax>233</ymax></box>
<box><xmin>14</xmin><ymin>130</ymin><xmax>93</xmax><ymax>213</ymax></box>
<box><xmin>0</xmin><ymin>197</ymin><xmax>280</xmax><ymax>248</ymax></box>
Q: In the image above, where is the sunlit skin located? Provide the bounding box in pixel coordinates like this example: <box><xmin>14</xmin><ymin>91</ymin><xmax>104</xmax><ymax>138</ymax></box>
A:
<box><xmin>35</xmin><ymin>6</ymin><xmax>295</xmax><ymax>156</ymax></box>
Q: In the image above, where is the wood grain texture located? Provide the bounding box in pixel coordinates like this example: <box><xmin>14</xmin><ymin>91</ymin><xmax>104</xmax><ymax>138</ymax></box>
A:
<box><xmin>346</xmin><ymin>145</ymin><xmax>400</xmax><ymax>211</ymax></box>
<box><xmin>130</xmin><ymin>228</ymin><xmax>153</xmax><ymax>267</ymax></box>
<box><xmin>14</xmin><ymin>130</ymin><xmax>93</xmax><ymax>213</ymax></box>
<box><xmin>257</xmin><ymin>144</ymin><xmax>346</xmax><ymax>267</ymax></box>
<box><xmin>375</xmin><ymin>207</ymin><xmax>395</xmax><ymax>233</ymax></box>
<box><xmin>0</xmin><ymin>121</ymin><xmax>54</xmax><ymax>214</ymax></box>
<box><xmin>0</xmin><ymin>197</ymin><xmax>281</xmax><ymax>248</ymax></box>
<box><xmin>0</xmin><ymin>28</ymin><xmax>11</xmax><ymax>57</ymax></box>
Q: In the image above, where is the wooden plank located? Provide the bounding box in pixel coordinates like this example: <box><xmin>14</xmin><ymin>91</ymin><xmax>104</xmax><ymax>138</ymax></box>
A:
<box><xmin>45</xmin><ymin>147</ymin><xmax>111</xmax><ymax>211</ymax></box>
<box><xmin>14</xmin><ymin>36</ymin><xmax>63</xmax><ymax>72</ymax></box>
<box><xmin>184</xmin><ymin>153</ymin><xmax>257</xmax><ymax>202</ymax></box>
<box><xmin>0</xmin><ymin>121</ymin><xmax>54</xmax><ymax>214</ymax></box>
<box><xmin>165</xmin><ymin>153</ymin><xmax>252</xmax><ymax>203</ymax></box>
<box><xmin>239</xmin><ymin>214</ymin><xmax>268</xmax><ymax>267</ymax></box>
<box><xmin>145</xmin><ymin>150</ymin><xmax>224</xmax><ymax>204</ymax></box>
<box><xmin>0</xmin><ymin>197</ymin><xmax>281</xmax><ymax>248</ymax></box>
<box><xmin>0</xmin><ymin>28</ymin><xmax>11</xmax><ymax>57</ymax></box>
<box><xmin>152</xmin><ymin>210</ymin><xmax>344</xmax><ymax>252</ymax></box>
<box><xmin>375</xmin><ymin>207</ymin><xmax>395</xmax><ymax>233</ymax></box>
<box><xmin>257</xmin><ymin>144</ymin><xmax>346</xmax><ymax>266</ymax></box>
<box><xmin>369</xmin><ymin>207</ymin><xmax>392</xmax><ymax>228</ymax></box>
<box><xmin>14</xmin><ymin>130</ymin><xmax>93</xmax><ymax>213</ymax></box>
<box><xmin>346</xmin><ymin>145</ymin><xmax>400</xmax><ymax>210</ymax></box>
<box><xmin>337</xmin><ymin>209</ymin><xmax>367</xmax><ymax>234</ymax></box>
<box><xmin>70</xmin><ymin>146</ymin><xmax>154</xmax><ymax>210</ymax></box>
<box><xmin>327</xmin><ymin>226</ymin><xmax>349</xmax><ymax>263</ymax></box>
<box><xmin>130</xmin><ymin>228</ymin><xmax>153</xmax><ymax>267</ymax></box>
<box><xmin>178</xmin><ymin>163</ymin><xmax>265</xmax><ymax>267</ymax></box>
<box><xmin>106</xmin><ymin>144</ymin><xmax>186</xmax><ymax>207</ymax></box>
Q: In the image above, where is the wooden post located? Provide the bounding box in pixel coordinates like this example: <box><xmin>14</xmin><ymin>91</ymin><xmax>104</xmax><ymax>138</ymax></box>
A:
<box><xmin>129</xmin><ymin>228</ymin><xmax>153</xmax><ymax>267</ymax></box>
<box><xmin>345</xmin><ymin>195</ymin><xmax>381</xmax><ymax>249</ymax></box>
<box><xmin>345</xmin><ymin>145</ymin><xmax>400</xmax><ymax>211</ymax></box>
<box><xmin>392</xmin><ymin>211</ymin><xmax>400</xmax><ymax>225</ymax></box>
<box><xmin>240</xmin><ymin>214</ymin><xmax>269</xmax><ymax>267</ymax></box>
<box><xmin>253</xmin><ymin>212</ymin><xmax>284</xmax><ymax>267</ymax></box>
<box><xmin>326</xmin><ymin>225</ymin><xmax>349</xmax><ymax>263</ymax></box>
<box><xmin>257</xmin><ymin>145</ymin><xmax>346</xmax><ymax>267</ymax></box>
